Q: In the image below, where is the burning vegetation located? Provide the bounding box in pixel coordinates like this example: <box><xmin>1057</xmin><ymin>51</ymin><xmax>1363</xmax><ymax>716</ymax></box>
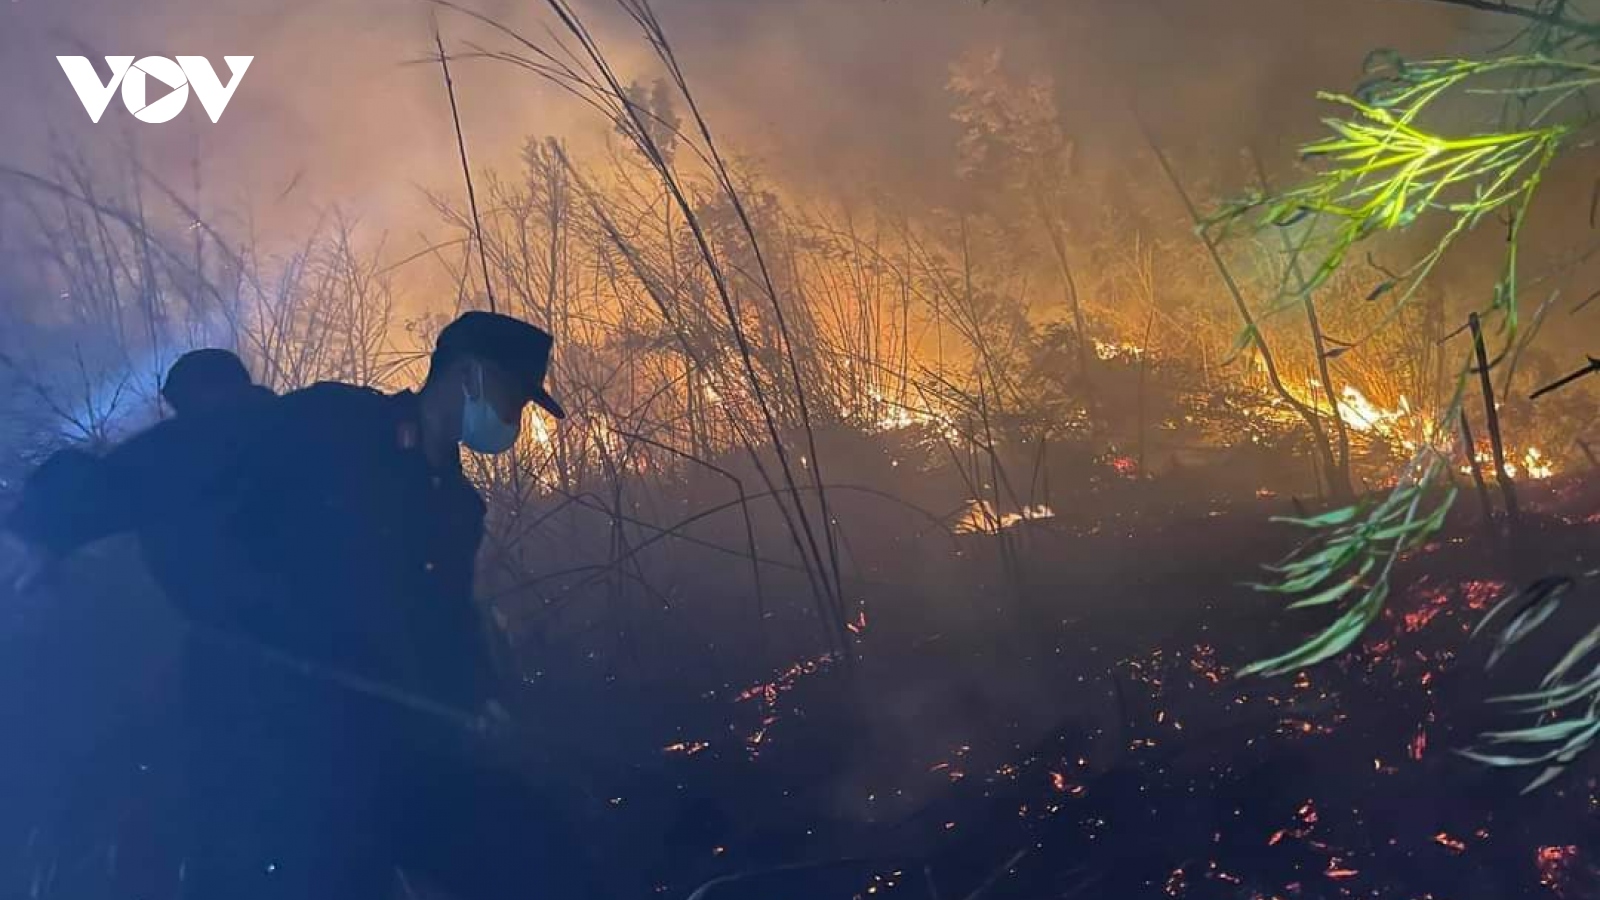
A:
<box><xmin>0</xmin><ymin>0</ymin><xmax>1599</xmax><ymax>898</ymax></box>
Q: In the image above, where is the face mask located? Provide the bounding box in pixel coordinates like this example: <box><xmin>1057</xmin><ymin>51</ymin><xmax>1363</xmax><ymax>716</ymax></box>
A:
<box><xmin>460</xmin><ymin>364</ymin><xmax>520</xmax><ymax>454</ymax></box>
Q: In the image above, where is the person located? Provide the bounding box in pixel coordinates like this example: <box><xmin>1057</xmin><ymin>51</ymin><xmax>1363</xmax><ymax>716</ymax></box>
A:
<box><xmin>2</xmin><ymin>314</ymin><xmax>591</xmax><ymax>898</ymax></box>
<box><xmin>158</xmin><ymin>347</ymin><xmax>275</xmax><ymax>418</ymax></box>
<box><xmin>2</xmin><ymin>348</ymin><xmax>273</xmax><ymax>593</ymax></box>
<box><xmin>0</xmin><ymin>347</ymin><xmax>276</xmax><ymax>897</ymax></box>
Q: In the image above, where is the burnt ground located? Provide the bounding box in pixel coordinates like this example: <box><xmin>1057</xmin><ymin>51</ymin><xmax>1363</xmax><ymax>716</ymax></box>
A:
<box><xmin>0</xmin><ymin>476</ymin><xmax>1597</xmax><ymax>900</ymax></box>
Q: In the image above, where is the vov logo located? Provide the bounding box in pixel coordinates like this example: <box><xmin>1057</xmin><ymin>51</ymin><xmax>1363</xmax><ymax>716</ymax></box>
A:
<box><xmin>57</xmin><ymin>56</ymin><xmax>254</xmax><ymax>124</ymax></box>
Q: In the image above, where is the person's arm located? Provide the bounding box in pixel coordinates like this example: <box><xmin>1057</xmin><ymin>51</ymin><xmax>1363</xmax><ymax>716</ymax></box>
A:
<box><xmin>1</xmin><ymin>433</ymin><xmax>182</xmax><ymax>593</ymax></box>
<box><xmin>3</xmin><ymin>447</ymin><xmax>129</xmax><ymax>557</ymax></box>
<box><xmin>427</xmin><ymin>502</ymin><xmax>507</xmax><ymax>713</ymax></box>
<box><xmin>7</xmin><ymin>404</ymin><xmax>277</xmax><ymax>564</ymax></box>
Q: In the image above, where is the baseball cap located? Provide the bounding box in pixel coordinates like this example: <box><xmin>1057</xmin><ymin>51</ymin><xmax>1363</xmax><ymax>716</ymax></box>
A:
<box><xmin>434</xmin><ymin>311</ymin><xmax>566</xmax><ymax>419</ymax></box>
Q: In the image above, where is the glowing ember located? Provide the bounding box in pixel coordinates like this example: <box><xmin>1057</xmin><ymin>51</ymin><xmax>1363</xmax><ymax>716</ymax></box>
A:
<box><xmin>1188</xmin><ymin>644</ymin><xmax>1227</xmax><ymax>684</ymax></box>
<box><xmin>662</xmin><ymin>741</ymin><xmax>710</xmax><ymax>756</ymax></box>
<box><xmin>845</xmin><ymin>608</ymin><xmax>868</xmax><ymax>635</ymax></box>
<box><xmin>1408</xmin><ymin>727</ymin><xmax>1427</xmax><ymax>762</ymax></box>
<box><xmin>733</xmin><ymin>653</ymin><xmax>838</xmax><ymax>756</ymax></box>
<box><xmin>1461</xmin><ymin>580</ymin><xmax>1507</xmax><ymax>611</ymax></box>
<box><xmin>1325</xmin><ymin>860</ymin><xmax>1359</xmax><ymax>880</ymax></box>
<box><xmin>1402</xmin><ymin>599</ymin><xmax>1446</xmax><ymax>634</ymax></box>
<box><xmin>1433</xmin><ymin>832</ymin><xmax>1467</xmax><ymax>854</ymax></box>
<box><xmin>1536</xmin><ymin>845</ymin><xmax>1582</xmax><ymax>898</ymax></box>
<box><xmin>1164</xmin><ymin>866</ymin><xmax>1187</xmax><ymax>897</ymax></box>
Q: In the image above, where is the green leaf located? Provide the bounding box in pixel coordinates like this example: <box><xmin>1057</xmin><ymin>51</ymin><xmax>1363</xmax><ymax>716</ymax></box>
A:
<box><xmin>1542</xmin><ymin>624</ymin><xmax>1600</xmax><ymax>690</ymax></box>
<box><xmin>1219</xmin><ymin>324</ymin><xmax>1258</xmax><ymax>367</ymax></box>
<box><xmin>1477</xmin><ymin>718</ymin><xmax>1596</xmax><ymax>745</ymax></box>
<box><xmin>1287</xmin><ymin>565</ymin><xmax>1373</xmax><ymax>610</ymax></box>
<box><xmin>1270</xmin><ymin>505</ymin><xmax>1361</xmax><ymax>528</ymax></box>
<box><xmin>1521</xmin><ymin>765</ymin><xmax>1568</xmax><ymax>794</ymax></box>
<box><xmin>1238</xmin><ymin>581</ymin><xmax>1389</xmax><ymax>678</ymax></box>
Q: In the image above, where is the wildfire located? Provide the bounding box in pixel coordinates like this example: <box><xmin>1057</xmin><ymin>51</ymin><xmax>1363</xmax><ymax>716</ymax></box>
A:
<box><xmin>858</xmin><ymin>387</ymin><xmax>962</xmax><ymax>440</ymax></box>
<box><xmin>1094</xmin><ymin>339</ymin><xmax>1146</xmax><ymax>361</ymax></box>
<box><xmin>1327</xmin><ymin>384</ymin><xmax>1416</xmax><ymax>439</ymax></box>
<box><xmin>1276</xmin><ymin>379</ymin><xmax>1556</xmax><ymax>480</ymax></box>
<box><xmin>953</xmin><ymin>500</ymin><xmax>1056</xmax><ymax>534</ymax></box>
<box><xmin>1519</xmin><ymin>446</ymin><xmax>1555</xmax><ymax>480</ymax></box>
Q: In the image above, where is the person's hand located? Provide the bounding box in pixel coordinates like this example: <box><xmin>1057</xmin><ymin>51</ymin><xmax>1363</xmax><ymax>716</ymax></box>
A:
<box><xmin>0</xmin><ymin>532</ymin><xmax>51</xmax><ymax>595</ymax></box>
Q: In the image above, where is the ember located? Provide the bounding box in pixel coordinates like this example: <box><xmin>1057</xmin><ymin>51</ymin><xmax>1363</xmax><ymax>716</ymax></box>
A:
<box><xmin>1324</xmin><ymin>861</ymin><xmax>1359</xmax><ymax>880</ymax></box>
<box><xmin>732</xmin><ymin>653</ymin><xmax>837</xmax><ymax>756</ymax></box>
<box><xmin>1164</xmin><ymin>866</ymin><xmax>1187</xmax><ymax>897</ymax></box>
<box><xmin>845</xmin><ymin>609</ymin><xmax>868</xmax><ymax>635</ymax></box>
<box><xmin>1408</xmin><ymin>727</ymin><xmax>1427</xmax><ymax>762</ymax></box>
<box><xmin>1296</xmin><ymin>801</ymin><xmax>1318</xmax><ymax>826</ymax></box>
<box><xmin>1536</xmin><ymin>846</ymin><xmax>1581</xmax><ymax>898</ymax></box>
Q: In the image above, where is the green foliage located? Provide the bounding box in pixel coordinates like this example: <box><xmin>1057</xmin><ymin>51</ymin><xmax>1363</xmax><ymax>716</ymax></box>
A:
<box><xmin>1210</xmin><ymin>55</ymin><xmax>1578</xmax><ymax>327</ymax></box>
<box><xmin>1238</xmin><ymin>459</ymin><xmax>1456</xmax><ymax>678</ymax></box>
<box><xmin>1221</xmin><ymin>24</ymin><xmax>1600</xmax><ymax>792</ymax></box>
<box><xmin>1462</xmin><ymin>574</ymin><xmax>1600</xmax><ymax>793</ymax></box>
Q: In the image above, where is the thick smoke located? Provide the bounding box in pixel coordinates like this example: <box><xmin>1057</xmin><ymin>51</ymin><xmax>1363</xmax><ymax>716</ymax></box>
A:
<box><xmin>0</xmin><ymin>0</ymin><xmax>1478</xmax><ymax>246</ymax></box>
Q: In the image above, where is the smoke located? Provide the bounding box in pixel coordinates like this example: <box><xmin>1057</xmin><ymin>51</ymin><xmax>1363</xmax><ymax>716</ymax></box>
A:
<box><xmin>0</xmin><ymin>0</ymin><xmax>1481</xmax><ymax>243</ymax></box>
<box><xmin>15</xmin><ymin>0</ymin><xmax>1592</xmax><ymax>368</ymax></box>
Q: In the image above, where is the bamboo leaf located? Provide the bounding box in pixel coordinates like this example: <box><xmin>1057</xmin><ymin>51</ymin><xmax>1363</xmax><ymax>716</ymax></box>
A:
<box><xmin>1239</xmin><ymin>581</ymin><xmax>1389</xmax><ymax>677</ymax></box>
<box><xmin>1287</xmin><ymin>562</ymin><xmax>1375</xmax><ymax>610</ymax></box>
<box><xmin>1477</xmin><ymin>718</ymin><xmax>1596</xmax><ymax>744</ymax></box>
<box><xmin>1270</xmin><ymin>505</ymin><xmax>1362</xmax><ymax>528</ymax></box>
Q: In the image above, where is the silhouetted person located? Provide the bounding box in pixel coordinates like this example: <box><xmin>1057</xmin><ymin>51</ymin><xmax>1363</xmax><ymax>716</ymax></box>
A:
<box><xmin>2</xmin><ymin>348</ymin><xmax>273</xmax><ymax>589</ymax></box>
<box><xmin>7</xmin><ymin>313</ymin><xmax>587</xmax><ymax>898</ymax></box>
<box><xmin>0</xmin><ymin>347</ymin><xmax>276</xmax><ymax>896</ymax></box>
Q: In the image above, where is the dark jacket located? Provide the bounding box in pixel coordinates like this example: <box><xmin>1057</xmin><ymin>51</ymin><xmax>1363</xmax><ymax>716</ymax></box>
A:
<box><xmin>212</xmin><ymin>382</ymin><xmax>497</xmax><ymax>711</ymax></box>
<box><xmin>5</xmin><ymin>384</ymin><xmax>277</xmax><ymax>557</ymax></box>
<box><xmin>6</xmin><ymin>447</ymin><xmax>124</xmax><ymax>555</ymax></box>
<box><xmin>6</xmin><ymin>382</ymin><xmax>499</xmax><ymax>714</ymax></box>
